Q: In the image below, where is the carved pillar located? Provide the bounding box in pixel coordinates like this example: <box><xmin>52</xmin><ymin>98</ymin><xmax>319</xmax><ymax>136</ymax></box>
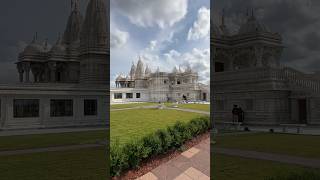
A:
<box><xmin>17</xmin><ymin>63</ymin><xmax>24</xmax><ymax>82</ymax></box>
<box><xmin>227</xmin><ymin>50</ymin><xmax>234</xmax><ymax>71</ymax></box>
<box><xmin>48</xmin><ymin>62</ymin><xmax>57</xmax><ymax>82</ymax></box>
<box><xmin>24</xmin><ymin>62</ymin><xmax>31</xmax><ymax>83</ymax></box>
<box><xmin>254</xmin><ymin>46</ymin><xmax>264</xmax><ymax>67</ymax></box>
<box><xmin>31</xmin><ymin>64</ymin><xmax>39</xmax><ymax>83</ymax></box>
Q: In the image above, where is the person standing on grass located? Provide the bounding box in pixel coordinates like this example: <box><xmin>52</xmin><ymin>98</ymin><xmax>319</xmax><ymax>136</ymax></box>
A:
<box><xmin>238</xmin><ymin>107</ymin><xmax>244</xmax><ymax>123</ymax></box>
<box><xmin>232</xmin><ymin>105</ymin><xmax>239</xmax><ymax>124</ymax></box>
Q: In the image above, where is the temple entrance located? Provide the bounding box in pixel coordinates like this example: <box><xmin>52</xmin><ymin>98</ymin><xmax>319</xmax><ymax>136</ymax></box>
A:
<box><xmin>215</xmin><ymin>62</ymin><xmax>224</xmax><ymax>72</ymax></box>
<box><xmin>202</xmin><ymin>93</ymin><xmax>207</xmax><ymax>101</ymax></box>
<box><xmin>298</xmin><ymin>99</ymin><xmax>307</xmax><ymax>124</ymax></box>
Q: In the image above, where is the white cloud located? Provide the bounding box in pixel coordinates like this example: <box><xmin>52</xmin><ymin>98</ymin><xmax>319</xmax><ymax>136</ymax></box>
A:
<box><xmin>188</xmin><ymin>7</ymin><xmax>210</xmax><ymax>41</ymax></box>
<box><xmin>110</xmin><ymin>28</ymin><xmax>129</xmax><ymax>48</ymax></box>
<box><xmin>111</xmin><ymin>0</ymin><xmax>188</xmax><ymax>29</ymax></box>
<box><xmin>139</xmin><ymin>47</ymin><xmax>210</xmax><ymax>84</ymax></box>
<box><xmin>146</xmin><ymin>40</ymin><xmax>157</xmax><ymax>51</ymax></box>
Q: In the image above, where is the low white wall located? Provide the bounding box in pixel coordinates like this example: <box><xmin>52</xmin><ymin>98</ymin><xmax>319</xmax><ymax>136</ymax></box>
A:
<box><xmin>110</xmin><ymin>88</ymin><xmax>149</xmax><ymax>104</ymax></box>
<box><xmin>0</xmin><ymin>90</ymin><xmax>108</xmax><ymax>130</ymax></box>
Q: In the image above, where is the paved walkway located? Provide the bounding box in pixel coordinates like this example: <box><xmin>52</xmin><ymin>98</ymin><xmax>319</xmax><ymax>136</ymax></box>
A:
<box><xmin>111</xmin><ymin>105</ymin><xmax>210</xmax><ymax>116</ymax></box>
<box><xmin>212</xmin><ymin>147</ymin><xmax>320</xmax><ymax>168</ymax></box>
<box><xmin>111</xmin><ymin>105</ymin><xmax>158</xmax><ymax>111</ymax></box>
<box><xmin>167</xmin><ymin>108</ymin><xmax>209</xmax><ymax>115</ymax></box>
<box><xmin>0</xmin><ymin>143</ymin><xmax>105</xmax><ymax>156</ymax></box>
<box><xmin>0</xmin><ymin>127</ymin><xmax>108</xmax><ymax>137</ymax></box>
<box><xmin>137</xmin><ymin>138</ymin><xmax>210</xmax><ymax>180</ymax></box>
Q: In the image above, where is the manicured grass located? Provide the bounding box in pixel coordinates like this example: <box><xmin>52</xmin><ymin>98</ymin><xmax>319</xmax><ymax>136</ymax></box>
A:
<box><xmin>211</xmin><ymin>154</ymin><xmax>320</xmax><ymax>180</ymax></box>
<box><xmin>213</xmin><ymin>133</ymin><xmax>320</xmax><ymax>158</ymax></box>
<box><xmin>0</xmin><ymin>147</ymin><xmax>108</xmax><ymax>180</ymax></box>
<box><xmin>0</xmin><ymin>130</ymin><xmax>108</xmax><ymax>151</ymax></box>
<box><xmin>111</xmin><ymin>102</ymin><xmax>157</xmax><ymax>109</ymax></box>
<box><xmin>110</xmin><ymin>109</ymin><xmax>206</xmax><ymax>145</ymax></box>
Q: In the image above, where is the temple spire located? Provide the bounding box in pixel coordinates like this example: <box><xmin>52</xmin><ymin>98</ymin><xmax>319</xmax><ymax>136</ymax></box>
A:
<box><xmin>250</xmin><ymin>8</ymin><xmax>255</xmax><ymax>20</ymax></box>
<box><xmin>80</xmin><ymin>0</ymin><xmax>107</xmax><ymax>50</ymax></box>
<box><xmin>74</xmin><ymin>0</ymin><xmax>80</xmax><ymax>11</ymax></box>
<box><xmin>71</xmin><ymin>0</ymin><xmax>80</xmax><ymax>11</ymax></box>
<box><xmin>221</xmin><ymin>8</ymin><xmax>225</xmax><ymax>26</ymax></box>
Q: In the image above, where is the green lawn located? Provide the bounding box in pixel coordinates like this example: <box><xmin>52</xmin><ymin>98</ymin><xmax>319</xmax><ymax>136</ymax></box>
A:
<box><xmin>111</xmin><ymin>102</ymin><xmax>157</xmax><ymax>109</ymax></box>
<box><xmin>0</xmin><ymin>130</ymin><xmax>108</xmax><ymax>151</ymax></box>
<box><xmin>213</xmin><ymin>133</ymin><xmax>320</xmax><ymax>158</ymax></box>
<box><xmin>110</xmin><ymin>108</ymin><xmax>206</xmax><ymax>145</ymax></box>
<box><xmin>0</xmin><ymin>147</ymin><xmax>108</xmax><ymax>180</ymax></box>
<box><xmin>212</xmin><ymin>154</ymin><xmax>320</xmax><ymax>180</ymax></box>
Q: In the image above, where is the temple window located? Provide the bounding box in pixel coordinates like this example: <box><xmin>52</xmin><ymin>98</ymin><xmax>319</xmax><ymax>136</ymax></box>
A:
<box><xmin>84</xmin><ymin>99</ymin><xmax>97</xmax><ymax>116</ymax></box>
<box><xmin>215</xmin><ymin>62</ymin><xmax>225</xmax><ymax>72</ymax></box>
<box><xmin>50</xmin><ymin>99</ymin><xmax>73</xmax><ymax>117</ymax></box>
<box><xmin>13</xmin><ymin>99</ymin><xmax>40</xmax><ymax>118</ymax></box>
<box><xmin>114</xmin><ymin>93</ymin><xmax>122</xmax><ymax>99</ymax></box>
<box><xmin>126</xmin><ymin>93</ymin><xmax>133</xmax><ymax>99</ymax></box>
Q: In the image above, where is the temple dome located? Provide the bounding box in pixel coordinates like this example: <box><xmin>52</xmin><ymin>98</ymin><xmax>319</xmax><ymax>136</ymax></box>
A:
<box><xmin>238</xmin><ymin>15</ymin><xmax>269</xmax><ymax>35</ymax></box>
<box><xmin>50</xmin><ymin>35</ymin><xmax>66</xmax><ymax>55</ymax></box>
<box><xmin>116</xmin><ymin>74</ymin><xmax>125</xmax><ymax>81</ymax></box>
<box><xmin>23</xmin><ymin>39</ymin><xmax>44</xmax><ymax>55</ymax></box>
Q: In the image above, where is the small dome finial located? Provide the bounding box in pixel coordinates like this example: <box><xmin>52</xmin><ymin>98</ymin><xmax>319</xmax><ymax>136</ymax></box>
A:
<box><xmin>56</xmin><ymin>32</ymin><xmax>62</xmax><ymax>45</ymax></box>
<box><xmin>44</xmin><ymin>38</ymin><xmax>48</xmax><ymax>50</ymax></box>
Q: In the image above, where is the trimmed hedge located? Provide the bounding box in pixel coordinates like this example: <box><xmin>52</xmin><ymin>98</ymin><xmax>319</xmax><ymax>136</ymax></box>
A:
<box><xmin>265</xmin><ymin>171</ymin><xmax>320</xmax><ymax>180</ymax></box>
<box><xmin>110</xmin><ymin>116</ymin><xmax>210</xmax><ymax>177</ymax></box>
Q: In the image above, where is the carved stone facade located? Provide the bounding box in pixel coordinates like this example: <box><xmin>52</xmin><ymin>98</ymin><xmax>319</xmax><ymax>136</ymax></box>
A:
<box><xmin>212</xmin><ymin>11</ymin><xmax>320</xmax><ymax>125</ymax></box>
<box><xmin>0</xmin><ymin>0</ymin><xmax>109</xmax><ymax>130</ymax></box>
<box><xmin>16</xmin><ymin>0</ymin><xmax>108</xmax><ymax>86</ymax></box>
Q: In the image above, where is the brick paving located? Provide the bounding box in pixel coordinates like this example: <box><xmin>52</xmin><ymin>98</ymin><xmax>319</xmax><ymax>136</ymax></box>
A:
<box><xmin>212</xmin><ymin>147</ymin><xmax>320</xmax><ymax>168</ymax></box>
<box><xmin>136</xmin><ymin>138</ymin><xmax>210</xmax><ymax>180</ymax></box>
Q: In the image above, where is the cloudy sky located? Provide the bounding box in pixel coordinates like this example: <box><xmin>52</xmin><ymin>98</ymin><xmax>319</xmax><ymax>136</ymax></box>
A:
<box><xmin>110</xmin><ymin>0</ymin><xmax>210</xmax><ymax>85</ymax></box>
<box><xmin>213</xmin><ymin>0</ymin><xmax>320</xmax><ymax>73</ymax></box>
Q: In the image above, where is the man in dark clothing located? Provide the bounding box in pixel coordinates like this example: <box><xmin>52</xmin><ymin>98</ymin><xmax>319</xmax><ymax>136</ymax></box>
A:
<box><xmin>232</xmin><ymin>105</ymin><xmax>239</xmax><ymax>124</ymax></box>
<box><xmin>238</xmin><ymin>107</ymin><xmax>244</xmax><ymax>123</ymax></box>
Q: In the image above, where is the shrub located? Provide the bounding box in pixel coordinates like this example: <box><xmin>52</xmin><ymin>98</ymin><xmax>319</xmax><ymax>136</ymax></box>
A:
<box><xmin>167</xmin><ymin>125</ymin><xmax>183</xmax><ymax>148</ymax></box>
<box><xmin>155</xmin><ymin>129</ymin><xmax>173</xmax><ymax>153</ymax></box>
<box><xmin>122</xmin><ymin>140</ymin><xmax>147</xmax><ymax>169</ymax></box>
<box><xmin>142</xmin><ymin>133</ymin><xmax>162</xmax><ymax>156</ymax></box>
<box><xmin>110</xmin><ymin>141</ymin><xmax>128</xmax><ymax>177</ymax></box>
<box><xmin>110</xmin><ymin>116</ymin><xmax>210</xmax><ymax>177</ymax></box>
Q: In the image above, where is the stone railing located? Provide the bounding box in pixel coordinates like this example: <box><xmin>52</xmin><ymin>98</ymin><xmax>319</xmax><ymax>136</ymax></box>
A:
<box><xmin>214</xmin><ymin>65</ymin><xmax>320</xmax><ymax>93</ymax></box>
<box><xmin>280</xmin><ymin>65</ymin><xmax>320</xmax><ymax>93</ymax></box>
